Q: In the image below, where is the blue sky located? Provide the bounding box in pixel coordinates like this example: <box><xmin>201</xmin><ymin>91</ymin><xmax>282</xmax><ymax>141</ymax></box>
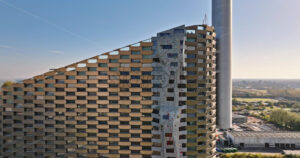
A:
<box><xmin>0</xmin><ymin>0</ymin><xmax>300</xmax><ymax>79</ymax></box>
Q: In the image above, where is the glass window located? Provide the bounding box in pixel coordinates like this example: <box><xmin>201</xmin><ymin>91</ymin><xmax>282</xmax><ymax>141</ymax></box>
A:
<box><xmin>161</xmin><ymin>45</ymin><xmax>172</xmax><ymax>49</ymax></box>
<box><xmin>131</xmin><ymin>51</ymin><xmax>140</xmax><ymax>55</ymax></box>
<box><xmin>88</xmin><ymin>67</ymin><xmax>97</xmax><ymax>71</ymax></box>
<box><xmin>142</xmin><ymin>46</ymin><xmax>151</xmax><ymax>51</ymax></box>
<box><xmin>187</xmin><ymin>38</ymin><xmax>196</xmax><ymax>42</ymax></box>
<box><xmin>109</xmin><ymin>59</ymin><xmax>118</xmax><ymax>63</ymax></box>
<box><xmin>109</xmin><ymin>67</ymin><xmax>118</xmax><ymax>71</ymax></box>
<box><xmin>170</xmin><ymin>62</ymin><xmax>178</xmax><ymax>67</ymax></box>
<box><xmin>131</xmin><ymin>59</ymin><xmax>140</xmax><ymax>63</ymax></box>
<box><xmin>131</xmin><ymin>67</ymin><xmax>140</xmax><ymax>71</ymax></box>
<box><xmin>142</xmin><ymin>55</ymin><xmax>152</xmax><ymax>59</ymax></box>
<box><xmin>167</xmin><ymin>53</ymin><xmax>178</xmax><ymax>58</ymax></box>
<box><xmin>99</xmin><ymin>63</ymin><xmax>107</xmax><ymax>67</ymax></box>
<box><xmin>120</xmin><ymin>55</ymin><xmax>129</xmax><ymax>59</ymax></box>
<box><xmin>67</xmin><ymin>75</ymin><xmax>75</xmax><ymax>80</ymax></box>
<box><xmin>77</xmin><ymin>71</ymin><xmax>86</xmax><ymax>76</ymax></box>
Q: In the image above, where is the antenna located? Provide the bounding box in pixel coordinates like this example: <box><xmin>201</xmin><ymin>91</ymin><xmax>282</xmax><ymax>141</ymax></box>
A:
<box><xmin>203</xmin><ymin>13</ymin><xmax>208</xmax><ymax>25</ymax></box>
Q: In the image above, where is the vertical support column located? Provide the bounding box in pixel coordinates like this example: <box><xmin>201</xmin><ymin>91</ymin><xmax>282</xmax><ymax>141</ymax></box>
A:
<box><xmin>212</xmin><ymin>0</ymin><xmax>232</xmax><ymax>129</ymax></box>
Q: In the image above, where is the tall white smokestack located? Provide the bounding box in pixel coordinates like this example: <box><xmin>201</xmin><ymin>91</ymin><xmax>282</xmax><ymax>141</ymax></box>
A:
<box><xmin>212</xmin><ymin>0</ymin><xmax>232</xmax><ymax>129</ymax></box>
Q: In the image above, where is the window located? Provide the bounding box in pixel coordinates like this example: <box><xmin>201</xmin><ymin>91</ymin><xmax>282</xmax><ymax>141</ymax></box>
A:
<box><xmin>120</xmin><ymin>63</ymin><xmax>129</xmax><ymax>67</ymax></box>
<box><xmin>167</xmin><ymin>53</ymin><xmax>178</xmax><ymax>58</ymax></box>
<box><xmin>24</xmin><ymin>83</ymin><xmax>33</xmax><ymax>88</ymax></box>
<box><xmin>187</xmin><ymin>71</ymin><xmax>196</xmax><ymax>75</ymax></box>
<box><xmin>131</xmin><ymin>109</ymin><xmax>140</xmax><ymax>113</ymax></box>
<box><xmin>187</xmin><ymin>54</ymin><xmax>196</xmax><ymax>59</ymax></box>
<box><xmin>187</xmin><ymin>63</ymin><xmax>196</xmax><ymax>67</ymax></box>
<box><xmin>35</xmin><ymin>79</ymin><xmax>44</xmax><ymax>84</ymax></box>
<box><xmin>109</xmin><ymin>84</ymin><xmax>118</xmax><ymax>88</ymax></box>
<box><xmin>161</xmin><ymin>45</ymin><xmax>172</xmax><ymax>49</ymax></box>
<box><xmin>88</xmin><ymin>75</ymin><xmax>97</xmax><ymax>80</ymax></box>
<box><xmin>67</xmin><ymin>75</ymin><xmax>75</xmax><ymax>80</ymax></box>
<box><xmin>142</xmin><ymin>71</ymin><xmax>151</xmax><ymax>75</ymax></box>
<box><xmin>77</xmin><ymin>79</ymin><xmax>86</xmax><ymax>84</ymax></box>
<box><xmin>119</xmin><ymin>71</ymin><xmax>129</xmax><ymax>75</ymax></box>
<box><xmin>131</xmin><ymin>84</ymin><xmax>140</xmax><ymax>88</ymax></box>
<box><xmin>131</xmin><ymin>51</ymin><xmax>140</xmax><ymax>55</ymax></box>
<box><xmin>166</xmin><ymin>149</ymin><xmax>174</xmax><ymax>153</ymax></box>
<box><xmin>88</xmin><ymin>67</ymin><xmax>97</xmax><ymax>71</ymax></box>
<box><xmin>103</xmin><ymin>77</ymin><xmax>114</xmax><ymax>82</ymax></box>
<box><xmin>109</xmin><ymin>67</ymin><xmax>118</xmax><ymax>71</ymax></box>
<box><xmin>131</xmin><ymin>59</ymin><xmax>140</xmax><ymax>63</ymax></box>
<box><xmin>98</xmin><ymin>80</ymin><xmax>107</xmax><ymax>84</ymax></box>
<box><xmin>187</xmin><ymin>38</ymin><xmax>196</xmax><ymax>42</ymax></box>
<box><xmin>142</xmin><ymin>55</ymin><xmax>152</xmax><ymax>59</ymax></box>
<box><xmin>77</xmin><ymin>71</ymin><xmax>86</xmax><ymax>76</ymax></box>
<box><xmin>153</xmin><ymin>92</ymin><xmax>160</xmax><ymax>96</ymax></box>
<box><xmin>77</xmin><ymin>88</ymin><xmax>86</xmax><ymax>92</ymax></box>
<box><xmin>142</xmin><ymin>88</ymin><xmax>151</xmax><ymax>92</ymax></box>
<box><xmin>35</xmin><ymin>87</ymin><xmax>44</xmax><ymax>92</ymax></box>
<box><xmin>142</xmin><ymin>80</ymin><xmax>151</xmax><ymax>84</ymax></box>
<box><xmin>153</xmin><ymin>58</ymin><xmax>160</xmax><ymax>62</ymax></box>
<box><xmin>46</xmin><ymin>83</ymin><xmax>54</xmax><ymax>88</ymax></box>
<box><xmin>120</xmin><ymin>80</ymin><xmax>129</xmax><ymax>84</ymax></box>
<box><xmin>109</xmin><ymin>100</ymin><xmax>118</xmax><ymax>104</ymax></box>
<box><xmin>109</xmin><ymin>108</ymin><xmax>118</xmax><ymax>113</ymax></box>
<box><xmin>99</xmin><ymin>71</ymin><xmax>107</xmax><ymax>76</ymax></box>
<box><xmin>109</xmin><ymin>59</ymin><xmax>118</xmax><ymax>63</ymax></box>
<box><xmin>131</xmin><ymin>67</ymin><xmax>140</xmax><ymax>71</ymax></box>
<box><xmin>170</xmin><ymin>62</ymin><xmax>178</xmax><ymax>67</ymax></box>
<box><xmin>142</xmin><ymin>46</ymin><xmax>151</xmax><ymax>51</ymax></box>
<box><xmin>120</xmin><ymin>55</ymin><xmax>129</xmax><ymax>59</ymax></box>
<box><xmin>198</xmin><ymin>42</ymin><xmax>206</xmax><ymax>47</ymax></box>
<box><xmin>153</xmin><ymin>84</ymin><xmax>161</xmax><ymax>88</ymax></box>
<box><xmin>120</xmin><ymin>105</ymin><xmax>129</xmax><ymax>109</ymax></box>
<box><xmin>187</xmin><ymin>146</ymin><xmax>196</xmax><ymax>151</ymax></box>
<box><xmin>120</xmin><ymin>88</ymin><xmax>129</xmax><ymax>92</ymax></box>
<box><xmin>153</xmin><ymin>75</ymin><xmax>162</xmax><ymax>80</ymax></box>
<box><xmin>131</xmin><ymin>75</ymin><xmax>140</xmax><ymax>79</ymax></box>
<box><xmin>167</xmin><ymin>97</ymin><xmax>174</xmax><ymax>101</ymax></box>
<box><xmin>186</xmin><ymin>30</ymin><xmax>195</xmax><ymax>34</ymax></box>
<box><xmin>99</xmin><ymin>63</ymin><xmax>107</xmax><ymax>67</ymax></box>
<box><xmin>56</xmin><ymin>79</ymin><xmax>64</xmax><ymax>84</ymax></box>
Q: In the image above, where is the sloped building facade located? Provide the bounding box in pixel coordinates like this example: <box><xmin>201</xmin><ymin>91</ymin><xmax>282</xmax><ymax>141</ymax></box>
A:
<box><xmin>0</xmin><ymin>25</ymin><xmax>217</xmax><ymax>158</ymax></box>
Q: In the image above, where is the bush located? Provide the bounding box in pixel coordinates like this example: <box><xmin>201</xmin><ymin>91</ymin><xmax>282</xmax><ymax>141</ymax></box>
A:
<box><xmin>221</xmin><ymin>153</ymin><xmax>283</xmax><ymax>158</ymax></box>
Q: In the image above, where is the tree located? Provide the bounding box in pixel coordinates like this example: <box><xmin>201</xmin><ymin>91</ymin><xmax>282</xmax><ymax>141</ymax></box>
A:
<box><xmin>1</xmin><ymin>81</ymin><xmax>14</xmax><ymax>88</ymax></box>
<box><xmin>269</xmin><ymin>109</ymin><xmax>300</xmax><ymax>131</ymax></box>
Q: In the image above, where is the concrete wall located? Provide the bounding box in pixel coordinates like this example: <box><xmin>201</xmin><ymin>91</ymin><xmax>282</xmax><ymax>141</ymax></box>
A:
<box><xmin>151</xmin><ymin>25</ymin><xmax>186</xmax><ymax>158</ymax></box>
<box><xmin>212</xmin><ymin>0</ymin><xmax>232</xmax><ymax>129</ymax></box>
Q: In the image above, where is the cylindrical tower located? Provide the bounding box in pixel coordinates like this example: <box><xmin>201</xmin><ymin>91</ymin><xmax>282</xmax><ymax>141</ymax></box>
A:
<box><xmin>212</xmin><ymin>0</ymin><xmax>232</xmax><ymax>129</ymax></box>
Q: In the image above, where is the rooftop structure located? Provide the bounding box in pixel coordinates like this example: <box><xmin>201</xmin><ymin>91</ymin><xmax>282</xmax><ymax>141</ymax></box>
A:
<box><xmin>227</xmin><ymin>131</ymin><xmax>300</xmax><ymax>149</ymax></box>
<box><xmin>229</xmin><ymin>131</ymin><xmax>300</xmax><ymax>139</ymax></box>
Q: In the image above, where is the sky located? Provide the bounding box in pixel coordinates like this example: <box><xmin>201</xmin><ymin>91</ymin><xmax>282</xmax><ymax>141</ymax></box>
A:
<box><xmin>0</xmin><ymin>0</ymin><xmax>300</xmax><ymax>80</ymax></box>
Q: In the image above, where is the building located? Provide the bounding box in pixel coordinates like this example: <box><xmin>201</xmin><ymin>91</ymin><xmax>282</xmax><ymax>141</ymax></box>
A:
<box><xmin>232</xmin><ymin>114</ymin><xmax>247</xmax><ymax>124</ymax></box>
<box><xmin>0</xmin><ymin>25</ymin><xmax>217</xmax><ymax>158</ymax></box>
<box><xmin>227</xmin><ymin>131</ymin><xmax>300</xmax><ymax>149</ymax></box>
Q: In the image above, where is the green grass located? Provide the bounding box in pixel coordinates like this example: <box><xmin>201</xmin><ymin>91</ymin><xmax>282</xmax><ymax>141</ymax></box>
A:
<box><xmin>234</xmin><ymin>98</ymin><xmax>278</xmax><ymax>103</ymax></box>
<box><xmin>233</xmin><ymin>88</ymin><xmax>268</xmax><ymax>95</ymax></box>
